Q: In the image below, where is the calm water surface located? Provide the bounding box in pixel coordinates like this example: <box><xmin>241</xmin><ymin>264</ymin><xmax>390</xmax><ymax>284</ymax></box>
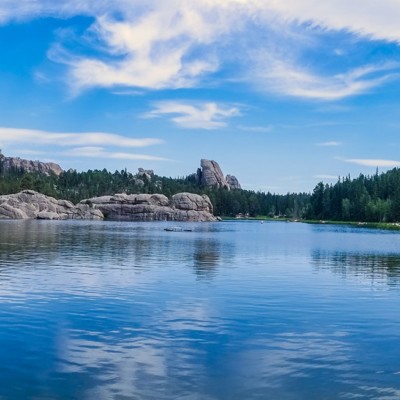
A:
<box><xmin>0</xmin><ymin>220</ymin><xmax>400</xmax><ymax>399</ymax></box>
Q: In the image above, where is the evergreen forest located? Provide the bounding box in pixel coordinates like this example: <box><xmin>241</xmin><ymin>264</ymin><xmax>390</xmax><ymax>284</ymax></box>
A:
<box><xmin>1</xmin><ymin>163</ymin><xmax>400</xmax><ymax>222</ymax></box>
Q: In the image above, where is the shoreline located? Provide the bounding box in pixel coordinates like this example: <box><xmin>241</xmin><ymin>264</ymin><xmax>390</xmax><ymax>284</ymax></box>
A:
<box><xmin>221</xmin><ymin>217</ymin><xmax>400</xmax><ymax>230</ymax></box>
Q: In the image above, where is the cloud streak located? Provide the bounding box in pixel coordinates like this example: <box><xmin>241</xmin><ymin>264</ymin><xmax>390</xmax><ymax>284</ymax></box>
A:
<box><xmin>0</xmin><ymin>127</ymin><xmax>163</xmax><ymax>148</ymax></box>
<box><xmin>314</xmin><ymin>174</ymin><xmax>339</xmax><ymax>180</ymax></box>
<box><xmin>63</xmin><ymin>147</ymin><xmax>171</xmax><ymax>161</ymax></box>
<box><xmin>316</xmin><ymin>141</ymin><xmax>342</xmax><ymax>147</ymax></box>
<box><xmin>254</xmin><ymin>57</ymin><xmax>400</xmax><ymax>100</ymax></box>
<box><xmin>145</xmin><ymin>101</ymin><xmax>240</xmax><ymax>129</ymax></box>
<box><xmin>344</xmin><ymin>158</ymin><xmax>400</xmax><ymax>167</ymax></box>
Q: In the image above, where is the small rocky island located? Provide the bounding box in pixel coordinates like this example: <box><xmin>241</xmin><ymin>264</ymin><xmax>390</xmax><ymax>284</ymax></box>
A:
<box><xmin>0</xmin><ymin>190</ymin><xmax>217</xmax><ymax>222</ymax></box>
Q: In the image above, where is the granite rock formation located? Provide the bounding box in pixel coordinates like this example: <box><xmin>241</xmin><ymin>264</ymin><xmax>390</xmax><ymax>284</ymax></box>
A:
<box><xmin>226</xmin><ymin>174</ymin><xmax>241</xmax><ymax>190</ymax></box>
<box><xmin>0</xmin><ymin>191</ymin><xmax>216</xmax><ymax>221</ymax></box>
<box><xmin>0</xmin><ymin>153</ymin><xmax>63</xmax><ymax>176</ymax></box>
<box><xmin>137</xmin><ymin>168</ymin><xmax>154</xmax><ymax>181</ymax></box>
<box><xmin>199</xmin><ymin>159</ymin><xmax>241</xmax><ymax>190</ymax></box>
<box><xmin>0</xmin><ymin>190</ymin><xmax>103</xmax><ymax>220</ymax></box>
<box><xmin>80</xmin><ymin>192</ymin><xmax>216</xmax><ymax>221</ymax></box>
<box><xmin>200</xmin><ymin>159</ymin><xmax>230</xmax><ymax>189</ymax></box>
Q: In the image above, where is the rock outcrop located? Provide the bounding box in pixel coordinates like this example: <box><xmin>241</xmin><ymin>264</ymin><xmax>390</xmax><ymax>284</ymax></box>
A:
<box><xmin>200</xmin><ymin>159</ymin><xmax>230</xmax><ymax>189</ymax></box>
<box><xmin>0</xmin><ymin>191</ymin><xmax>217</xmax><ymax>221</ymax></box>
<box><xmin>226</xmin><ymin>174</ymin><xmax>241</xmax><ymax>190</ymax></box>
<box><xmin>137</xmin><ymin>168</ymin><xmax>154</xmax><ymax>181</ymax></box>
<box><xmin>199</xmin><ymin>159</ymin><xmax>241</xmax><ymax>190</ymax></box>
<box><xmin>0</xmin><ymin>190</ymin><xmax>103</xmax><ymax>220</ymax></box>
<box><xmin>0</xmin><ymin>153</ymin><xmax>63</xmax><ymax>176</ymax></box>
<box><xmin>80</xmin><ymin>192</ymin><xmax>216</xmax><ymax>221</ymax></box>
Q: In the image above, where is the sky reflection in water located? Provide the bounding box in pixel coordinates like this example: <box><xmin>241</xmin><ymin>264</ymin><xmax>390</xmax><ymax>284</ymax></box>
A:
<box><xmin>0</xmin><ymin>220</ymin><xmax>400</xmax><ymax>399</ymax></box>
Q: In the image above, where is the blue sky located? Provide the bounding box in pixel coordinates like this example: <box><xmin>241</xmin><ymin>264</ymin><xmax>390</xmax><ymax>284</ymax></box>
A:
<box><xmin>1</xmin><ymin>1</ymin><xmax>400</xmax><ymax>193</ymax></box>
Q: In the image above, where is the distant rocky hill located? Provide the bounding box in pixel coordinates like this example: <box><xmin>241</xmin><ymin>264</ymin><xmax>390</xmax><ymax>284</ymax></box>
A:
<box><xmin>0</xmin><ymin>152</ymin><xmax>63</xmax><ymax>176</ymax></box>
<box><xmin>197</xmin><ymin>159</ymin><xmax>241</xmax><ymax>190</ymax></box>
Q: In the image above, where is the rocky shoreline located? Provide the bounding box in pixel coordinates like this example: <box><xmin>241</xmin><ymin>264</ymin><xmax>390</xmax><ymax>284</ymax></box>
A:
<box><xmin>0</xmin><ymin>190</ymin><xmax>217</xmax><ymax>222</ymax></box>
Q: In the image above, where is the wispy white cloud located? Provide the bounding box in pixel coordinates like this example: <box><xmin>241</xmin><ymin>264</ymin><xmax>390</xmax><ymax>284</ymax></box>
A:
<box><xmin>63</xmin><ymin>146</ymin><xmax>170</xmax><ymax>161</ymax></box>
<box><xmin>258</xmin><ymin>0</ymin><xmax>400</xmax><ymax>44</ymax></box>
<box><xmin>0</xmin><ymin>127</ymin><xmax>163</xmax><ymax>148</ymax></box>
<box><xmin>2</xmin><ymin>1</ymin><xmax>400</xmax><ymax>99</ymax></box>
<box><xmin>238</xmin><ymin>125</ymin><xmax>273</xmax><ymax>133</ymax></box>
<box><xmin>344</xmin><ymin>158</ymin><xmax>400</xmax><ymax>167</ymax></box>
<box><xmin>145</xmin><ymin>101</ymin><xmax>240</xmax><ymax>129</ymax></box>
<box><xmin>314</xmin><ymin>174</ymin><xmax>338</xmax><ymax>180</ymax></box>
<box><xmin>316</xmin><ymin>141</ymin><xmax>342</xmax><ymax>147</ymax></box>
<box><xmin>47</xmin><ymin>2</ymin><xmax>225</xmax><ymax>93</ymax></box>
<box><xmin>254</xmin><ymin>56</ymin><xmax>400</xmax><ymax>100</ymax></box>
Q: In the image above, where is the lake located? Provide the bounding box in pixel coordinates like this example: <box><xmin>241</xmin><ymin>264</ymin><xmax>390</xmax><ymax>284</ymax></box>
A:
<box><xmin>0</xmin><ymin>220</ymin><xmax>400</xmax><ymax>400</ymax></box>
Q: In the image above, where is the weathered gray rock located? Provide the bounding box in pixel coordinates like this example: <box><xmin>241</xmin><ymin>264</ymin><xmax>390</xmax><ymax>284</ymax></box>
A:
<box><xmin>0</xmin><ymin>190</ymin><xmax>217</xmax><ymax>222</ymax></box>
<box><xmin>197</xmin><ymin>159</ymin><xmax>241</xmax><ymax>190</ymax></box>
<box><xmin>137</xmin><ymin>168</ymin><xmax>154</xmax><ymax>182</ymax></box>
<box><xmin>154</xmin><ymin>180</ymin><xmax>162</xmax><ymax>191</ymax></box>
<box><xmin>80</xmin><ymin>192</ymin><xmax>216</xmax><ymax>221</ymax></box>
<box><xmin>226</xmin><ymin>175</ymin><xmax>241</xmax><ymax>190</ymax></box>
<box><xmin>0</xmin><ymin>153</ymin><xmax>63</xmax><ymax>176</ymax></box>
<box><xmin>0</xmin><ymin>190</ymin><xmax>103</xmax><ymax>220</ymax></box>
<box><xmin>200</xmin><ymin>159</ymin><xmax>230</xmax><ymax>189</ymax></box>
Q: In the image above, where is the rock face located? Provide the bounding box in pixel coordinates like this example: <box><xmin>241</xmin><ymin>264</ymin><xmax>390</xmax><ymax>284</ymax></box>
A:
<box><xmin>80</xmin><ymin>192</ymin><xmax>216</xmax><ymax>221</ymax></box>
<box><xmin>0</xmin><ymin>190</ymin><xmax>103</xmax><ymax>220</ymax></box>
<box><xmin>199</xmin><ymin>159</ymin><xmax>241</xmax><ymax>190</ymax></box>
<box><xmin>200</xmin><ymin>159</ymin><xmax>230</xmax><ymax>189</ymax></box>
<box><xmin>226</xmin><ymin>174</ymin><xmax>241</xmax><ymax>190</ymax></box>
<box><xmin>137</xmin><ymin>168</ymin><xmax>154</xmax><ymax>182</ymax></box>
<box><xmin>0</xmin><ymin>191</ymin><xmax>216</xmax><ymax>221</ymax></box>
<box><xmin>0</xmin><ymin>153</ymin><xmax>63</xmax><ymax>176</ymax></box>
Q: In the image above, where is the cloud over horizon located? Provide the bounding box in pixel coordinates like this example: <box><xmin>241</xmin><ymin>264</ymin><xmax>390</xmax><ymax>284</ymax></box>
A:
<box><xmin>2</xmin><ymin>1</ymin><xmax>400</xmax><ymax>99</ymax></box>
<box><xmin>344</xmin><ymin>158</ymin><xmax>400</xmax><ymax>168</ymax></box>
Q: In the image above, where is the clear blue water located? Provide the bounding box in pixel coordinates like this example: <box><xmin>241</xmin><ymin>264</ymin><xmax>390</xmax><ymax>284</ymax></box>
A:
<box><xmin>1</xmin><ymin>220</ymin><xmax>400</xmax><ymax>400</ymax></box>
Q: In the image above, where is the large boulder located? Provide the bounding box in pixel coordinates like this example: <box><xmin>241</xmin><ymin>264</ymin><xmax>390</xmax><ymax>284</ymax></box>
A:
<box><xmin>0</xmin><ymin>190</ymin><xmax>103</xmax><ymax>220</ymax></box>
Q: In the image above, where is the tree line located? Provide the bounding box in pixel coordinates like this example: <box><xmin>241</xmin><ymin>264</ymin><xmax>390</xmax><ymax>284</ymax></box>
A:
<box><xmin>2</xmin><ymin>164</ymin><xmax>400</xmax><ymax>221</ymax></box>
<box><xmin>0</xmin><ymin>166</ymin><xmax>309</xmax><ymax>218</ymax></box>
<box><xmin>307</xmin><ymin>169</ymin><xmax>400</xmax><ymax>222</ymax></box>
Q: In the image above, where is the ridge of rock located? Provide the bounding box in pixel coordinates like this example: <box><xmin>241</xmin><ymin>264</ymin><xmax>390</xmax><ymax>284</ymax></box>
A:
<box><xmin>0</xmin><ymin>190</ymin><xmax>102</xmax><ymax>220</ymax></box>
<box><xmin>0</xmin><ymin>153</ymin><xmax>63</xmax><ymax>176</ymax></box>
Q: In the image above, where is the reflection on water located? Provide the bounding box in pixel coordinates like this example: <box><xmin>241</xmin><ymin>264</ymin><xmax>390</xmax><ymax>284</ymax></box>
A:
<box><xmin>0</xmin><ymin>220</ymin><xmax>400</xmax><ymax>399</ymax></box>
<box><xmin>312</xmin><ymin>250</ymin><xmax>400</xmax><ymax>286</ymax></box>
<box><xmin>192</xmin><ymin>239</ymin><xmax>226</xmax><ymax>279</ymax></box>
